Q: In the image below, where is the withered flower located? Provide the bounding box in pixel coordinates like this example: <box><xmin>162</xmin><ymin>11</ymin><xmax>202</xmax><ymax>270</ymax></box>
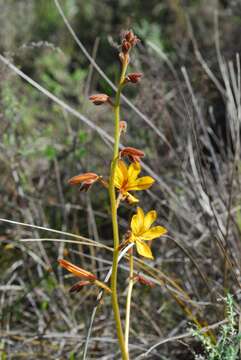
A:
<box><xmin>125</xmin><ymin>72</ymin><xmax>143</xmax><ymax>84</ymax></box>
<box><xmin>58</xmin><ymin>259</ymin><xmax>111</xmax><ymax>294</ymax></box>
<box><xmin>133</xmin><ymin>273</ymin><xmax>155</xmax><ymax>288</ymax></box>
<box><xmin>68</xmin><ymin>172</ymin><xmax>99</xmax><ymax>192</ymax></box>
<box><xmin>89</xmin><ymin>94</ymin><xmax>111</xmax><ymax>106</ymax></box>
<box><xmin>120</xmin><ymin>147</ymin><xmax>145</xmax><ymax>163</ymax></box>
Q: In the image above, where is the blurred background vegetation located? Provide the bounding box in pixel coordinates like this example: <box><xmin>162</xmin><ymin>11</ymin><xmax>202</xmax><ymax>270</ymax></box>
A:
<box><xmin>1</xmin><ymin>0</ymin><xmax>241</xmax><ymax>359</ymax></box>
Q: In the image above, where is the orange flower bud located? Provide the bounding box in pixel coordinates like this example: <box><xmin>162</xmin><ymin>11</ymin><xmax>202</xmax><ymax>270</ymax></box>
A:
<box><xmin>89</xmin><ymin>94</ymin><xmax>110</xmax><ymax>105</ymax></box>
<box><xmin>58</xmin><ymin>259</ymin><xmax>97</xmax><ymax>281</ymax></box>
<box><xmin>68</xmin><ymin>172</ymin><xmax>99</xmax><ymax>192</ymax></box>
<box><xmin>68</xmin><ymin>172</ymin><xmax>98</xmax><ymax>185</ymax></box>
<box><xmin>58</xmin><ymin>259</ymin><xmax>111</xmax><ymax>295</ymax></box>
<box><xmin>125</xmin><ymin>72</ymin><xmax>143</xmax><ymax>84</ymax></box>
<box><xmin>119</xmin><ymin>147</ymin><xmax>145</xmax><ymax>163</ymax></box>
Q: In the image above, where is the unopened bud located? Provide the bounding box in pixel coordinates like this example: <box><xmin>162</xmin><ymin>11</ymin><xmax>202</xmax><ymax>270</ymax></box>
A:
<box><xmin>58</xmin><ymin>259</ymin><xmax>97</xmax><ymax>281</ymax></box>
<box><xmin>68</xmin><ymin>172</ymin><xmax>99</xmax><ymax>192</ymax></box>
<box><xmin>119</xmin><ymin>121</ymin><xmax>127</xmax><ymax>135</ymax></box>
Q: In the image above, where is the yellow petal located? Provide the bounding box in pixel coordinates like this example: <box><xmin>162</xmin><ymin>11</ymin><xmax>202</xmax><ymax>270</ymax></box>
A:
<box><xmin>127</xmin><ymin>176</ymin><xmax>155</xmax><ymax>191</ymax></box>
<box><xmin>128</xmin><ymin>233</ymin><xmax>136</xmax><ymax>243</ymax></box>
<box><xmin>127</xmin><ymin>162</ymin><xmax>141</xmax><ymax>182</ymax></box>
<box><xmin>131</xmin><ymin>207</ymin><xmax>144</xmax><ymax>235</ymax></box>
<box><xmin>125</xmin><ymin>192</ymin><xmax>139</xmax><ymax>204</ymax></box>
<box><xmin>144</xmin><ymin>210</ymin><xmax>157</xmax><ymax>230</ymax></box>
<box><xmin>114</xmin><ymin>170</ymin><xmax>123</xmax><ymax>189</ymax></box>
<box><xmin>141</xmin><ymin>226</ymin><xmax>167</xmax><ymax>241</ymax></box>
<box><xmin>136</xmin><ymin>239</ymin><xmax>154</xmax><ymax>259</ymax></box>
<box><xmin>114</xmin><ymin>160</ymin><xmax>128</xmax><ymax>189</ymax></box>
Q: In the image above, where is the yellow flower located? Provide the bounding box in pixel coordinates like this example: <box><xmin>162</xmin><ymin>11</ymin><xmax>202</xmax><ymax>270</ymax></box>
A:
<box><xmin>129</xmin><ymin>207</ymin><xmax>167</xmax><ymax>259</ymax></box>
<box><xmin>114</xmin><ymin>160</ymin><xmax>154</xmax><ymax>203</ymax></box>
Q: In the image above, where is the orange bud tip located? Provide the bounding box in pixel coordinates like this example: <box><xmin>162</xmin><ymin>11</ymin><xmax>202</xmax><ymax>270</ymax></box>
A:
<box><xmin>89</xmin><ymin>94</ymin><xmax>110</xmax><ymax>106</ymax></box>
<box><xmin>58</xmin><ymin>259</ymin><xmax>97</xmax><ymax>281</ymax></box>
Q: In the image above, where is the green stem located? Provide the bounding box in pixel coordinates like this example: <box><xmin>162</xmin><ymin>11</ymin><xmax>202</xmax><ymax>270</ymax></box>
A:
<box><xmin>109</xmin><ymin>59</ymin><xmax>129</xmax><ymax>360</ymax></box>
<box><xmin>125</xmin><ymin>248</ymin><xmax>134</xmax><ymax>351</ymax></box>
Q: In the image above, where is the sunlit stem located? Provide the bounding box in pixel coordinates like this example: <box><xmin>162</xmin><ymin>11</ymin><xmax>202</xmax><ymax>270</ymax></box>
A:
<box><xmin>109</xmin><ymin>57</ymin><xmax>129</xmax><ymax>360</ymax></box>
<box><xmin>125</xmin><ymin>247</ymin><xmax>134</xmax><ymax>350</ymax></box>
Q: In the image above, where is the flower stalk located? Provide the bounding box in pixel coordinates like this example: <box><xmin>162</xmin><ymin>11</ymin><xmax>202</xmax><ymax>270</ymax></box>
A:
<box><xmin>125</xmin><ymin>247</ymin><xmax>134</xmax><ymax>351</ymax></box>
<box><xmin>109</xmin><ymin>56</ymin><xmax>129</xmax><ymax>360</ymax></box>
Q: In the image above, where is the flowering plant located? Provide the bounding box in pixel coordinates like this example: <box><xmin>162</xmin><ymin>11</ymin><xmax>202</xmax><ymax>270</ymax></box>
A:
<box><xmin>59</xmin><ymin>30</ymin><xmax>167</xmax><ymax>359</ymax></box>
